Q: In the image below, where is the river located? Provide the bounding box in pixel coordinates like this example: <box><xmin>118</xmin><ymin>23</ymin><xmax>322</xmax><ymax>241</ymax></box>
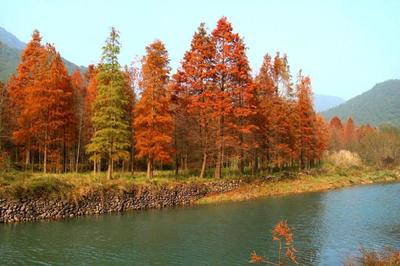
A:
<box><xmin>1</xmin><ymin>182</ymin><xmax>400</xmax><ymax>265</ymax></box>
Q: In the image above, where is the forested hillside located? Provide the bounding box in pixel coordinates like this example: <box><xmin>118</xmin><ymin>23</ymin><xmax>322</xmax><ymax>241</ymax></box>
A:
<box><xmin>0</xmin><ymin>27</ymin><xmax>85</xmax><ymax>81</ymax></box>
<box><xmin>322</xmin><ymin>80</ymin><xmax>400</xmax><ymax>126</ymax></box>
<box><xmin>0</xmin><ymin>42</ymin><xmax>20</xmax><ymax>81</ymax></box>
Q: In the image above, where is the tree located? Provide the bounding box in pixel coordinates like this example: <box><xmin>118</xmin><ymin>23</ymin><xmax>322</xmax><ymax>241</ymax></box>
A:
<box><xmin>134</xmin><ymin>40</ymin><xmax>173</xmax><ymax>178</ymax></box>
<box><xmin>86</xmin><ymin>27</ymin><xmax>130</xmax><ymax>179</ymax></box>
<box><xmin>211</xmin><ymin>17</ymin><xmax>255</xmax><ymax>178</ymax></box>
<box><xmin>8</xmin><ymin>30</ymin><xmax>46</xmax><ymax>169</ymax></box>
<box><xmin>344</xmin><ymin>117</ymin><xmax>357</xmax><ymax>149</ymax></box>
<box><xmin>313</xmin><ymin>115</ymin><xmax>328</xmax><ymax>162</ymax></box>
<box><xmin>39</xmin><ymin>44</ymin><xmax>75</xmax><ymax>172</ymax></box>
<box><xmin>0</xmin><ymin>81</ymin><xmax>11</xmax><ymax>154</ymax></box>
<box><xmin>9</xmin><ymin>31</ymin><xmax>75</xmax><ymax>172</ymax></box>
<box><xmin>269</xmin><ymin>54</ymin><xmax>296</xmax><ymax>170</ymax></box>
<box><xmin>253</xmin><ymin>54</ymin><xmax>275</xmax><ymax>173</ymax></box>
<box><xmin>122</xmin><ymin>67</ymin><xmax>136</xmax><ymax>172</ymax></box>
<box><xmin>254</xmin><ymin>53</ymin><xmax>295</xmax><ymax>171</ymax></box>
<box><xmin>71</xmin><ymin>70</ymin><xmax>85</xmax><ymax>172</ymax></box>
<box><xmin>356</xmin><ymin>123</ymin><xmax>375</xmax><ymax>141</ymax></box>
<box><xmin>329</xmin><ymin>116</ymin><xmax>344</xmax><ymax>151</ymax></box>
<box><xmin>172</xmin><ymin>23</ymin><xmax>216</xmax><ymax>178</ymax></box>
<box><xmin>83</xmin><ymin>65</ymin><xmax>98</xmax><ymax>171</ymax></box>
<box><xmin>355</xmin><ymin>125</ymin><xmax>400</xmax><ymax>167</ymax></box>
<box><xmin>295</xmin><ymin>72</ymin><xmax>316</xmax><ymax>168</ymax></box>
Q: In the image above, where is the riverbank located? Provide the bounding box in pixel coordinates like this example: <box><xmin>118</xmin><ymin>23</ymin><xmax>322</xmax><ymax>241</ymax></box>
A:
<box><xmin>196</xmin><ymin>168</ymin><xmax>400</xmax><ymax>204</ymax></box>
<box><xmin>0</xmin><ymin>176</ymin><xmax>243</xmax><ymax>223</ymax></box>
<box><xmin>1</xmin><ymin>167</ymin><xmax>399</xmax><ymax>223</ymax></box>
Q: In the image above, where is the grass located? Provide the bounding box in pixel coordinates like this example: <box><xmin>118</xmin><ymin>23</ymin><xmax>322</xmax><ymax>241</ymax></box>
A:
<box><xmin>196</xmin><ymin>164</ymin><xmax>400</xmax><ymax>204</ymax></box>
<box><xmin>0</xmin><ymin>170</ymin><xmax>240</xmax><ymax>199</ymax></box>
<box><xmin>0</xmin><ymin>163</ymin><xmax>399</xmax><ymax>201</ymax></box>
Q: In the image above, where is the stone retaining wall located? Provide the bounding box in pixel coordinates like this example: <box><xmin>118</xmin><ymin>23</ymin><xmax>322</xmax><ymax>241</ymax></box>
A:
<box><xmin>0</xmin><ymin>179</ymin><xmax>242</xmax><ymax>223</ymax></box>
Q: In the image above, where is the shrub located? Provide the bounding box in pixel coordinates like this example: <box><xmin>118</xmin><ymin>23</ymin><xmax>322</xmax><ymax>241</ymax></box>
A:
<box><xmin>325</xmin><ymin>150</ymin><xmax>363</xmax><ymax>169</ymax></box>
<box><xmin>346</xmin><ymin>247</ymin><xmax>400</xmax><ymax>266</ymax></box>
<box><xmin>353</xmin><ymin>125</ymin><xmax>400</xmax><ymax>168</ymax></box>
<box><xmin>250</xmin><ymin>220</ymin><xmax>298</xmax><ymax>265</ymax></box>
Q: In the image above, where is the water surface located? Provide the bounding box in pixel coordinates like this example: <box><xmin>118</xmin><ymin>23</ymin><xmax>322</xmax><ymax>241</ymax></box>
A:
<box><xmin>1</xmin><ymin>183</ymin><xmax>400</xmax><ymax>265</ymax></box>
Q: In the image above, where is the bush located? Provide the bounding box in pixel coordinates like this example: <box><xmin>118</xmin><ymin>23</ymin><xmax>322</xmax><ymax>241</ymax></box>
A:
<box><xmin>325</xmin><ymin>150</ymin><xmax>363</xmax><ymax>169</ymax></box>
<box><xmin>346</xmin><ymin>247</ymin><xmax>400</xmax><ymax>266</ymax></box>
<box><xmin>353</xmin><ymin>125</ymin><xmax>400</xmax><ymax>168</ymax></box>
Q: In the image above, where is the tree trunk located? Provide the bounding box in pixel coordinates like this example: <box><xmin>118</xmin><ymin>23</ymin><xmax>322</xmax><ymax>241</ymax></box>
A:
<box><xmin>174</xmin><ymin>125</ymin><xmax>179</xmax><ymax>176</ymax></box>
<box><xmin>43</xmin><ymin>128</ymin><xmax>47</xmax><ymax>173</ymax></box>
<box><xmin>175</xmin><ymin>155</ymin><xmax>179</xmax><ymax>176</ymax></box>
<box><xmin>184</xmin><ymin>151</ymin><xmax>188</xmax><ymax>172</ymax></box>
<box><xmin>215</xmin><ymin>149</ymin><xmax>222</xmax><ymax>179</ymax></box>
<box><xmin>25</xmin><ymin>149</ymin><xmax>30</xmax><ymax>171</ymax></box>
<box><xmin>43</xmin><ymin>145</ymin><xmax>47</xmax><ymax>173</ymax></box>
<box><xmin>200</xmin><ymin>151</ymin><xmax>207</xmax><ymax>179</ymax></box>
<box><xmin>107</xmin><ymin>158</ymin><xmax>113</xmax><ymax>180</ymax></box>
<box><xmin>214</xmin><ymin>115</ymin><xmax>224</xmax><ymax>179</ymax></box>
<box><xmin>146</xmin><ymin>157</ymin><xmax>153</xmax><ymax>179</ymax></box>
<box><xmin>75</xmin><ymin>130</ymin><xmax>81</xmax><ymax>172</ymax></box>
<box><xmin>130</xmin><ymin>146</ymin><xmax>135</xmax><ymax>174</ymax></box>
<box><xmin>239</xmin><ymin>132</ymin><xmax>244</xmax><ymax>175</ymax></box>
<box><xmin>252</xmin><ymin>150</ymin><xmax>258</xmax><ymax>176</ymax></box>
<box><xmin>63</xmin><ymin>128</ymin><xmax>66</xmax><ymax>172</ymax></box>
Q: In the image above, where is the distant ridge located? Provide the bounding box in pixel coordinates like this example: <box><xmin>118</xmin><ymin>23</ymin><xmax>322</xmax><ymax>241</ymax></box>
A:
<box><xmin>314</xmin><ymin>94</ymin><xmax>345</xmax><ymax>112</ymax></box>
<box><xmin>0</xmin><ymin>26</ymin><xmax>86</xmax><ymax>82</ymax></box>
<box><xmin>0</xmin><ymin>27</ymin><xmax>25</xmax><ymax>50</ymax></box>
<box><xmin>322</xmin><ymin>79</ymin><xmax>400</xmax><ymax>126</ymax></box>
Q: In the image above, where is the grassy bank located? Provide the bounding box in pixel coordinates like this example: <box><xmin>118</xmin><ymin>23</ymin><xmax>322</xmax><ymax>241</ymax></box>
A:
<box><xmin>1</xmin><ymin>164</ymin><xmax>399</xmax><ymax>202</ymax></box>
<box><xmin>0</xmin><ymin>170</ymin><xmax>232</xmax><ymax>199</ymax></box>
<box><xmin>196</xmin><ymin>166</ymin><xmax>400</xmax><ymax>204</ymax></box>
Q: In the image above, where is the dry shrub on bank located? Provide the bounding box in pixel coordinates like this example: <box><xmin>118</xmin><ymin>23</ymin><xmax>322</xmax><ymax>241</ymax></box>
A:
<box><xmin>325</xmin><ymin>150</ymin><xmax>363</xmax><ymax>169</ymax></box>
<box><xmin>346</xmin><ymin>247</ymin><xmax>400</xmax><ymax>266</ymax></box>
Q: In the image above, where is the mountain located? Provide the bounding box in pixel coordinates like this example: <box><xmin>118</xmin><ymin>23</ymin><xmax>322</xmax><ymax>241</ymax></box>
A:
<box><xmin>314</xmin><ymin>94</ymin><xmax>345</xmax><ymax>112</ymax></box>
<box><xmin>0</xmin><ymin>27</ymin><xmax>85</xmax><ymax>82</ymax></box>
<box><xmin>322</xmin><ymin>79</ymin><xmax>400</xmax><ymax>126</ymax></box>
<box><xmin>0</xmin><ymin>27</ymin><xmax>25</xmax><ymax>50</ymax></box>
<box><xmin>0</xmin><ymin>41</ymin><xmax>20</xmax><ymax>81</ymax></box>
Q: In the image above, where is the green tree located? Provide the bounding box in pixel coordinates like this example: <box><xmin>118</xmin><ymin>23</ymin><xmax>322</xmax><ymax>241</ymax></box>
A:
<box><xmin>86</xmin><ymin>27</ymin><xmax>130</xmax><ymax>179</ymax></box>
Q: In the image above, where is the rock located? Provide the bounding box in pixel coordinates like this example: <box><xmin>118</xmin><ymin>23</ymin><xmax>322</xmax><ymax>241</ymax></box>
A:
<box><xmin>0</xmin><ymin>179</ymin><xmax>243</xmax><ymax>223</ymax></box>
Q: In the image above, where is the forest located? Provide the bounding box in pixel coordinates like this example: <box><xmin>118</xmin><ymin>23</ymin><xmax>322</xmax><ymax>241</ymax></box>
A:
<box><xmin>0</xmin><ymin>17</ymin><xmax>394</xmax><ymax>180</ymax></box>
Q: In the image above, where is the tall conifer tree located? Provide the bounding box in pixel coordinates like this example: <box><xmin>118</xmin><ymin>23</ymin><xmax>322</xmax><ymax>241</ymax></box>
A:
<box><xmin>86</xmin><ymin>27</ymin><xmax>130</xmax><ymax>179</ymax></box>
<box><xmin>134</xmin><ymin>40</ymin><xmax>173</xmax><ymax>179</ymax></box>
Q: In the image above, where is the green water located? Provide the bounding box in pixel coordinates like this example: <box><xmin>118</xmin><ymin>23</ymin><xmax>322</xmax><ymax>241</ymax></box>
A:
<box><xmin>1</xmin><ymin>183</ymin><xmax>400</xmax><ymax>265</ymax></box>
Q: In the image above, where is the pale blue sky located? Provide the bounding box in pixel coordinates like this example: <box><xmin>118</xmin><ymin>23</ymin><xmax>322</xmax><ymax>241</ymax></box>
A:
<box><xmin>2</xmin><ymin>0</ymin><xmax>399</xmax><ymax>99</ymax></box>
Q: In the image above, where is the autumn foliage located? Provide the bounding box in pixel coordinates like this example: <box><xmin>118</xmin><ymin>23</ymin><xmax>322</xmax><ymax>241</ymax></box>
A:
<box><xmin>250</xmin><ymin>220</ymin><xmax>298</xmax><ymax>265</ymax></box>
<box><xmin>171</xmin><ymin>18</ymin><xmax>327</xmax><ymax>178</ymax></box>
<box><xmin>328</xmin><ymin>116</ymin><xmax>375</xmax><ymax>151</ymax></box>
<box><xmin>8</xmin><ymin>31</ymin><xmax>75</xmax><ymax>172</ymax></box>
<box><xmin>1</xmin><ymin>18</ymin><xmax>330</xmax><ymax>177</ymax></box>
<box><xmin>134</xmin><ymin>40</ymin><xmax>173</xmax><ymax>178</ymax></box>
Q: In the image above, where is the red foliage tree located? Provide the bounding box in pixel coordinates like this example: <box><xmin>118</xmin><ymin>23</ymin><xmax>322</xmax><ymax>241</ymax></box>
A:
<box><xmin>134</xmin><ymin>40</ymin><xmax>173</xmax><ymax>178</ymax></box>
<box><xmin>329</xmin><ymin>116</ymin><xmax>345</xmax><ymax>151</ymax></box>
<box><xmin>8</xmin><ymin>30</ymin><xmax>46</xmax><ymax>168</ymax></box>
<box><xmin>71</xmin><ymin>69</ymin><xmax>85</xmax><ymax>171</ymax></box>
<box><xmin>211</xmin><ymin>17</ymin><xmax>256</xmax><ymax>178</ymax></box>
<box><xmin>295</xmin><ymin>72</ymin><xmax>316</xmax><ymax>168</ymax></box>
<box><xmin>172</xmin><ymin>23</ymin><xmax>216</xmax><ymax>178</ymax></box>
<box><xmin>9</xmin><ymin>31</ymin><xmax>75</xmax><ymax>172</ymax></box>
<box><xmin>344</xmin><ymin>117</ymin><xmax>357</xmax><ymax>148</ymax></box>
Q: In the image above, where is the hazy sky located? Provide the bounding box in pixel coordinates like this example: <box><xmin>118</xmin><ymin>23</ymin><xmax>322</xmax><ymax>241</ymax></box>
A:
<box><xmin>2</xmin><ymin>0</ymin><xmax>399</xmax><ymax>99</ymax></box>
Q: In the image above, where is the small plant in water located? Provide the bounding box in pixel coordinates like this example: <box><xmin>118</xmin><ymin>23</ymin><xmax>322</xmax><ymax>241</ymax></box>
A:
<box><xmin>250</xmin><ymin>220</ymin><xmax>298</xmax><ymax>265</ymax></box>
